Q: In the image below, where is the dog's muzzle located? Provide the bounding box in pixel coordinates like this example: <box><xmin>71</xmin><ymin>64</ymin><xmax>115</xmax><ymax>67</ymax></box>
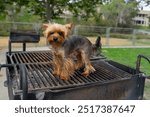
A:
<box><xmin>53</xmin><ymin>37</ymin><xmax>58</xmax><ymax>42</ymax></box>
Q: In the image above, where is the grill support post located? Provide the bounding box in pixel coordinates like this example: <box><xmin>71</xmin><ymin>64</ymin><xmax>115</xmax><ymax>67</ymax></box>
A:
<box><xmin>23</xmin><ymin>43</ymin><xmax>26</xmax><ymax>51</ymax></box>
<box><xmin>0</xmin><ymin>64</ymin><xmax>28</xmax><ymax>100</ymax></box>
<box><xmin>136</xmin><ymin>54</ymin><xmax>150</xmax><ymax>99</ymax></box>
<box><xmin>8</xmin><ymin>40</ymin><xmax>26</xmax><ymax>55</ymax></box>
<box><xmin>136</xmin><ymin>54</ymin><xmax>150</xmax><ymax>74</ymax></box>
<box><xmin>19</xmin><ymin>64</ymin><xmax>28</xmax><ymax>100</ymax></box>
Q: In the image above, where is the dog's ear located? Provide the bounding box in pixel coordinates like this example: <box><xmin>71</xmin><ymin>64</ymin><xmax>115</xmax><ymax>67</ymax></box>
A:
<box><xmin>65</xmin><ymin>23</ymin><xmax>73</xmax><ymax>30</ymax></box>
<box><xmin>64</xmin><ymin>23</ymin><xmax>73</xmax><ymax>38</ymax></box>
<box><xmin>42</xmin><ymin>24</ymin><xmax>49</xmax><ymax>30</ymax></box>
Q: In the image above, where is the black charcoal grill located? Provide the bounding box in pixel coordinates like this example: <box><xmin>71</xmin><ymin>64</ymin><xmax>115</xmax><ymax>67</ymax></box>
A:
<box><xmin>0</xmin><ymin>30</ymin><xmax>150</xmax><ymax>100</ymax></box>
<box><xmin>8</xmin><ymin>22</ymin><xmax>41</xmax><ymax>54</ymax></box>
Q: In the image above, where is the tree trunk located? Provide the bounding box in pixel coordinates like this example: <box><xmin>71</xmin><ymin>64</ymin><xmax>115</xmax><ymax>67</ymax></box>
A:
<box><xmin>45</xmin><ymin>0</ymin><xmax>53</xmax><ymax>22</ymax></box>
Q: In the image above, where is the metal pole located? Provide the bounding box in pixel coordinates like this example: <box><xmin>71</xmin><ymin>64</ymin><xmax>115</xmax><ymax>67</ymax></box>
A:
<box><xmin>132</xmin><ymin>29</ymin><xmax>136</xmax><ymax>46</ymax></box>
<box><xmin>106</xmin><ymin>27</ymin><xmax>111</xmax><ymax>46</ymax></box>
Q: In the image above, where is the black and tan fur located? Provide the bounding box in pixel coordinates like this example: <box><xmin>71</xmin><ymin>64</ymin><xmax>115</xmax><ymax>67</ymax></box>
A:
<box><xmin>43</xmin><ymin>23</ymin><xmax>101</xmax><ymax>80</ymax></box>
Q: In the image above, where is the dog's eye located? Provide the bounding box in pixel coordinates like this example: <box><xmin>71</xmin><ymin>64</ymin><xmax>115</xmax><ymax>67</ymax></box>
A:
<box><xmin>49</xmin><ymin>32</ymin><xmax>54</xmax><ymax>35</ymax></box>
<box><xmin>58</xmin><ymin>32</ymin><xmax>64</xmax><ymax>36</ymax></box>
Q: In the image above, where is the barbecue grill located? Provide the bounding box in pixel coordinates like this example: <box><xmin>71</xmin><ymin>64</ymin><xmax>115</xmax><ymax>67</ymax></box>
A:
<box><xmin>0</xmin><ymin>30</ymin><xmax>150</xmax><ymax>100</ymax></box>
<box><xmin>8</xmin><ymin>22</ymin><xmax>41</xmax><ymax>54</ymax></box>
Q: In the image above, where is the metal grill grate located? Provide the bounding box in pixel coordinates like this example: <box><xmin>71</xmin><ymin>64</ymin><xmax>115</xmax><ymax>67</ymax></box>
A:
<box><xmin>8</xmin><ymin>51</ymin><xmax>52</xmax><ymax>64</ymax></box>
<box><xmin>7</xmin><ymin>51</ymin><xmax>132</xmax><ymax>94</ymax></box>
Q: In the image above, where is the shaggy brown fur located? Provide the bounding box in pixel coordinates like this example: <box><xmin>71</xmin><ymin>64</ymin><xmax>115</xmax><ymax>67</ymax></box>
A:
<box><xmin>43</xmin><ymin>23</ymin><xmax>101</xmax><ymax>80</ymax></box>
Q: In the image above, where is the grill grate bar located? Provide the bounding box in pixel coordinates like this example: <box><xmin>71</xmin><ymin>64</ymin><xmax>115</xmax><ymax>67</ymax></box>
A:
<box><xmin>96</xmin><ymin>62</ymin><xmax>130</xmax><ymax>77</ymax></box>
<box><xmin>97</xmin><ymin>62</ymin><xmax>131</xmax><ymax>78</ymax></box>
<box><xmin>26</xmin><ymin>53</ymin><xmax>38</xmax><ymax>63</ymax></box>
<box><xmin>11</xmin><ymin>54</ymin><xmax>19</xmax><ymax>64</ymax></box>
<box><xmin>27</xmin><ymin>72</ymin><xmax>36</xmax><ymax>89</ymax></box>
<box><xmin>11</xmin><ymin>51</ymin><xmax>53</xmax><ymax>64</ymax></box>
<box><xmin>38</xmin><ymin>52</ymin><xmax>53</xmax><ymax>61</ymax></box>
<box><xmin>33</xmin><ymin>53</ymin><xmax>46</xmax><ymax>62</ymax></box>
<box><xmin>71</xmin><ymin>72</ymin><xmax>88</xmax><ymax>83</ymax></box>
<box><xmin>15</xmin><ymin>53</ymin><xmax>23</xmax><ymax>63</ymax></box>
<box><xmin>21</xmin><ymin>53</ymin><xmax>31</xmax><ymax>63</ymax></box>
<box><xmin>87</xmin><ymin>73</ymin><xmax>103</xmax><ymax>82</ymax></box>
<box><xmin>38</xmin><ymin>63</ymin><xmax>58</xmax><ymax>87</ymax></box>
<box><xmin>27</xmin><ymin>65</ymin><xmax>43</xmax><ymax>88</ymax></box>
<box><xmin>26</xmin><ymin>53</ymin><xmax>39</xmax><ymax>62</ymax></box>
<box><xmin>40</xmin><ymin>63</ymin><xmax>72</xmax><ymax>87</ymax></box>
<box><xmin>18</xmin><ymin>54</ymin><xmax>37</xmax><ymax>88</ymax></box>
<box><xmin>30</xmin><ymin>64</ymin><xmax>50</xmax><ymax>88</ymax></box>
<box><xmin>30</xmin><ymin>52</ymin><xmax>46</xmax><ymax>62</ymax></box>
<box><xmin>70</xmin><ymin>74</ymin><xmax>83</xmax><ymax>84</ymax></box>
<box><xmin>74</xmin><ymin>71</ymin><xmax>94</xmax><ymax>83</ymax></box>
<box><xmin>96</xmin><ymin>66</ymin><xmax>119</xmax><ymax>80</ymax></box>
<box><xmin>6</xmin><ymin>51</ymin><xmax>133</xmax><ymax>93</ymax></box>
<box><xmin>43</xmin><ymin>63</ymin><xmax>63</xmax><ymax>86</ymax></box>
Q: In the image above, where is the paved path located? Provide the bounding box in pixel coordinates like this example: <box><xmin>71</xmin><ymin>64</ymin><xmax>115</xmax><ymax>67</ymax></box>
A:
<box><xmin>0</xmin><ymin>49</ymin><xmax>8</xmax><ymax>100</ymax></box>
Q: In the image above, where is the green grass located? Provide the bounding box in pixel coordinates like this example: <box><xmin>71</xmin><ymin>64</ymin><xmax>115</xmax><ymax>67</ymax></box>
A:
<box><xmin>102</xmin><ymin>48</ymin><xmax>150</xmax><ymax>99</ymax></box>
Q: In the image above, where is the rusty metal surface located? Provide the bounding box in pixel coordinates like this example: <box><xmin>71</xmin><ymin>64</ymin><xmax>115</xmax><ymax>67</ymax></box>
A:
<box><xmin>10</xmin><ymin>31</ymin><xmax>40</xmax><ymax>43</ymax></box>
<box><xmin>6</xmin><ymin>51</ymin><xmax>133</xmax><ymax>95</ymax></box>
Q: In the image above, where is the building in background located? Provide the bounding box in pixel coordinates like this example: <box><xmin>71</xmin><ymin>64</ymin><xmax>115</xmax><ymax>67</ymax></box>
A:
<box><xmin>133</xmin><ymin>10</ymin><xmax>150</xmax><ymax>27</ymax></box>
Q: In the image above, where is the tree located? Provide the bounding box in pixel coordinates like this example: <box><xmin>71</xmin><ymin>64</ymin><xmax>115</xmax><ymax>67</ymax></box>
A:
<box><xmin>0</xmin><ymin>0</ymin><xmax>103</xmax><ymax>22</ymax></box>
<box><xmin>101</xmin><ymin>0</ymin><xmax>139</xmax><ymax>27</ymax></box>
<box><xmin>27</xmin><ymin>0</ymin><xmax>70</xmax><ymax>22</ymax></box>
<box><xmin>0</xmin><ymin>0</ymin><xmax>29</xmax><ymax>12</ymax></box>
<box><xmin>67</xmin><ymin>0</ymin><xmax>102</xmax><ymax>21</ymax></box>
<box><xmin>0</xmin><ymin>0</ymin><xmax>30</xmax><ymax>21</ymax></box>
<box><xmin>27</xmin><ymin>0</ymin><xmax>102</xmax><ymax>22</ymax></box>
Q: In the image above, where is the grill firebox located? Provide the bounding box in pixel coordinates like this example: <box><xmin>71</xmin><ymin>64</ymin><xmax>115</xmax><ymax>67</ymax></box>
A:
<box><xmin>5</xmin><ymin>50</ymin><xmax>147</xmax><ymax>100</ymax></box>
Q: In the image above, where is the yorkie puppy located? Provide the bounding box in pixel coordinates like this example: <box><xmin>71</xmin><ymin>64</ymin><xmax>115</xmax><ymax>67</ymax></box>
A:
<box><xmin>43</xmin><ymin>23</ymin><xmax>72</xmax><ymax>50</ymax></box>
<box><xmin>43</xmin><ymin>23</ymin><xmax>101</xmax><ymax>80</ymax></box>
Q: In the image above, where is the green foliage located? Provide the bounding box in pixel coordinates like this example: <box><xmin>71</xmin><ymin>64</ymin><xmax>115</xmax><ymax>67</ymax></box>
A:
<box><xmin>27</xmin><ymin>0</ymin><xmax>70</xmax><ymax>21</ymax></box>
<box><xmin>0</xmin><ymin>14</ymin><xmax>5</xmax><ymax>21</ymax></box>
<box><xmin>0</xmin><ymin>0</ymin><xmax>145</xmax><ymax>28</ymax></box>
<box><xmin>0</xmin><ymin>0</ymin><xmax>103</xmax><ymax>22</ymax></box>
<box><xmin>0</xmin><ymin>1</ymin><xmax>5</xmax><ymax>12</ymax></box>
<box><xmin>101</xmin><ymin>0</ymin><xmax>138</xmax><ymax>27</ymax></box>
<box><xmin>15</xmin><ymin>6</ymin><xmax>41</xmax><ymax>22</ymax></box>
<box><xmin>68</xmin><ymin>0</ymin><xmax>102</xmax><ymax>20</ymax></box>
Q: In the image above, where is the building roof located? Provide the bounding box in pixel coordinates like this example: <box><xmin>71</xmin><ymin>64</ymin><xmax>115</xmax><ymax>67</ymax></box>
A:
<box><xmin>138</xmin><ymin>10</ymin><xmax>150</xmax><ymax>15</ymax></box>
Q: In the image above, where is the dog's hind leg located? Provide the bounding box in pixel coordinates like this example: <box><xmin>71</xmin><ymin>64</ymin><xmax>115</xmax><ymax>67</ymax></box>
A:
<box><xmin>75</xmin><ymin>51</ymin><xmax>84</xmax><ymax>70</ymax></box>
<box><xmin>80</xmin><ymin>50</ymin><xmax>95</xmax><ymax>77</ymax></box>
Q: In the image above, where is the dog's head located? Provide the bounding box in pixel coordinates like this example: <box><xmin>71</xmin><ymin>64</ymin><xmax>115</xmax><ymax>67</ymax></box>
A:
<box><xmin>43</xmin><ymin>23</ymin><xmax>73</xmax><ymax>48</ymax></box>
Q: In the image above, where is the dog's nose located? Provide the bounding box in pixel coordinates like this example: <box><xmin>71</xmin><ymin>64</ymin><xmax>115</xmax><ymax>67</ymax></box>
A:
<box><xmin>53</xmin><ymin>37</ymin><xmax>58</xmax><ymax>42</ymax></box>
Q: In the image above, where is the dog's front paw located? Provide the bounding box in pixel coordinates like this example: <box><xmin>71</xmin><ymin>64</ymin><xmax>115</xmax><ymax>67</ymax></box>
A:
<box><xmin>90</xmin><ymin>67</ymin><xmax>96</xmax><ymax>73</ymax></box>
<box><xmin>59</xmin><ymin>72</ymin><xmax>70</xmax><ymax>80</ymax></box>
<box><xmin>82</xmin><ymin>71</ymin><xmax>89</xmax><ymax>77</ymax></box>
<box><xmin>60</xmin><ymin>75</ymin><xmax>69</xmax><ymax>80</ymax></box>
<box><xmin>53</xmin><ymin>71</ymin><xmax>59</xmax><ymax>76</ymax></box>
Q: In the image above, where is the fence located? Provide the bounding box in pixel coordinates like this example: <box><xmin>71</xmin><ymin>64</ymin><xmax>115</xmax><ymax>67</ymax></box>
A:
<box><xmin>0</xmin><ymin>22</ymin><xmax>150</xmax><ymax>48</ymax></box>
<box><xmin>0</xmin><ymin>22</ymin><xmax>41</xmax><ymax>36</ymax></box>
<box><xmin>73</xmin><ymin>25</ymin><xmax>150</xmax><ymax>47</ymax></box>
<box><xmin>0</xmin><ymin>22</ymin><xmax>44</xmax><ymax>49</ymax></box>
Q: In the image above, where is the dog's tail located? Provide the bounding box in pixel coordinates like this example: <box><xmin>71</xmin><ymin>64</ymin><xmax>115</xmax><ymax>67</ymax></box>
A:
<box><xmin>92</xmin><ymin>35</ymin><xmax>102</xmax><ymax>56</ymax></box>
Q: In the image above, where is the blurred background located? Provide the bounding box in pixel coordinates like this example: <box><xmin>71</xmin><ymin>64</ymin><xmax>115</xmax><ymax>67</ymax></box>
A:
<box><xmin>0</xmin><ymin>0</ymin><xmax>150</xmax><ymax>48</ymax></box>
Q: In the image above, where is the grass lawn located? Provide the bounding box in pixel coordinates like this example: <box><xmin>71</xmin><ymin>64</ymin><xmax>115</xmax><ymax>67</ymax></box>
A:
<box><xmin>102</xmin><ymin>48</ymin><xmax>150</xmax><ymax>99</ymax></box>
